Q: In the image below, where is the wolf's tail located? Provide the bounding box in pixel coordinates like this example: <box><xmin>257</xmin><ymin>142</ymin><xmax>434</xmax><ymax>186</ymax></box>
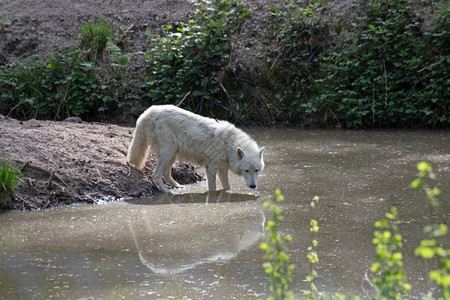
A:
<box><xmin>127</xmin><ymin>121</ymin><xmax>150</xmax><ymax>170</ymax></box>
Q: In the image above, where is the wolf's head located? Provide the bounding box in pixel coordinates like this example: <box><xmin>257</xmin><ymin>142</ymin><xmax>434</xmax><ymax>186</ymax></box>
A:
<box><xmin>237</xmin><ymin>147</ymin><xmax>265</xmax><ymax>189</ymax></box>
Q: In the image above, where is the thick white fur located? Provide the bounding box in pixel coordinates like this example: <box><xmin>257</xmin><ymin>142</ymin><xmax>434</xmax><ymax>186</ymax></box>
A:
<box><xmin>127</xmin><ymin>105</ymin><xmax>264</xmax><ymax>192</ymax></box>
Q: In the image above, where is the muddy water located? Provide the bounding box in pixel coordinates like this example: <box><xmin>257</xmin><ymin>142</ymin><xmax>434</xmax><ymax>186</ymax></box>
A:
<box><xmin>1</xmin><ymin>129</ymin><xmax>449</xmax><ymax>299</ymax></box>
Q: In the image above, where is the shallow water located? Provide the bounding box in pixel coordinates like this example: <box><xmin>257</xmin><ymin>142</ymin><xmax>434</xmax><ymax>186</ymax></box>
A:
<box><xmin>1</xmin><ymin>129</ymin><xmax>449</xmax><ymax>299</ymax></box>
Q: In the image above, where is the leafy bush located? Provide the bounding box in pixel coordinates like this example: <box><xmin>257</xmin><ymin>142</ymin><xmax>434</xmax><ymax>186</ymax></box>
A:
<box><xmin>318</xmin><ymin>0</ymin><xmax>449</xmax><ymax>128</ymax></box>
<box><xmin>0</xmin><ymin>52</ymin><xmax>126</xmax><ymax>120</ymax></box>
<box><xmin>0</xmin><ymin>21</ymin><xmax>135</xmax><ymax>121</ymax></box>
<box><xmin>143</xmin><ymin>0</ymin><xmax>249</xmax><ymax>119</ymax></box>
<box><xmin>264</xmin><ymin>2</ymin><xmax>330</xmax><ymax>123</ymax></box>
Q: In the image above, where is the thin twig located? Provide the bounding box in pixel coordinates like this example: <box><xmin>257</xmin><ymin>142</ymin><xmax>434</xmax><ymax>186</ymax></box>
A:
<box><xmin>45</xmin><ymin>170</ymin><xmax>55</xmax><ymax>190</ymax></box>
<box><xmin>177</xmin><ymin>91</ymin><xmax>191</xmax><ymax>107</ymax></box>
<box><xmin>19</xmin><ymin>160</ymin><xmax>30</xmax><ymax>172</ymax></box>
<box><xmin>217</xmin><ymin>80</ymin><xmax>239</xmax><ymax>121</ymax></box>
<box><xmin>14</xmin><ymin>159</ymin><xmax>68</xmax><ymax>187</ymax></box>
<box><xmin>383</xmin><ymin>59</ymin><xmax>388</xmax><ymax>109</ymax></box>
<box><xmin>361</xmin><ymin>271</ymin><xmax>376</xmax><ymax>299</ymax></box>
<box><xmin>327</xmin><ymin>107</ymin><xmax>342</xmax><ymax>128</ymax></box>
<box><xmin>417</xmin><ymin>60</ymin><xmax>442</xmax><ymax>73</ymax></box>
<box><xmin>372</xmin><ymin>79</ymin><xmax>375</xmax><ymax>127</ymax></box>
<box><xmin>401</xmin><ymin>73</ymin><xmax>450</xmax><ymax>103</ymax></box>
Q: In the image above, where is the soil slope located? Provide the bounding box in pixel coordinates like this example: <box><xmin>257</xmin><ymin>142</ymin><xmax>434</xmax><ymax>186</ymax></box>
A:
<box><xmin>0</xmin><ymin>116</ymin><xmax>201</xmax><ymax>209</ymax></box>
<box><xmin>0</xmin><ymin>0</ymin><xmax>195</xmax><ymax>64</ymax></box>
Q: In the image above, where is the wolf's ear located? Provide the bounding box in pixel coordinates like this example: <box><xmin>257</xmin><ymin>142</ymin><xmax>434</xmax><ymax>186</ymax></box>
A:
<box><xmin>237</xmin><ymin>147</ymin><xmax>245</xmax><ymax>160</ymax></box>
<box><xmin>259</xmin><ymin>147</ymin><xmax>265</xmax><ymax>157</ymax></box>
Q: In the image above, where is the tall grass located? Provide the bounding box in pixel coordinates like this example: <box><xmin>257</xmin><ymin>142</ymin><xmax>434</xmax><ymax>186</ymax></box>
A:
<box><xmin>0</xmin><ymin>158</ymin><xmax>22</xmax><ymax>209</ymax></box>
<box><xmin>0</xmin><ymin>158</ymin><xmax>22</xmax><ymax>193</ymax></box>
<box><xmin>80</xmin><ymin>20</ymin><xmax>114</xmax><ymax>62</ymax></box>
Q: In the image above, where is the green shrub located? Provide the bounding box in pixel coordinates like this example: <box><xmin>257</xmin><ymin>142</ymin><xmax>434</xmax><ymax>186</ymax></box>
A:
<box><xmin>0</xmin><ymin>52</ymin><xmax>128</xmax><ymax>120</ymax></box>
<box><xmin>143</xmin><ymin>0</ymin><xmax>249</xmax><ymax>118</ymax></box>
<box><xmin>264</xmin><ymin>2</ymin><xmax>330</xmax><ymax>123</ymax></box>
<box><xmin>0</xmin><ymin>18</ymin><xmax>137</xmax><ymax>121</ymax></box>
<box><xmin>261</xmin><ymin>0</ymin><xmax>448</xmax><ymax>127</ymax></box>
<box><xmin>318</xmin><ymin>0</ymin><xmax>449</xmax><ymax>128</ymax></box>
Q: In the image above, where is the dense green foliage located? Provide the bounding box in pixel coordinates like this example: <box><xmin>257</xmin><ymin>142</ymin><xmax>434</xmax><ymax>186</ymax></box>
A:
<box><xmin>0</xmin><ymin>0</ymin><xmax>448</xmax><ymax>127</ymax></box>
<box><xmin>264</xmin><ymin>3</ymin><xmax>331</xmax><ymax>123</ymax></box>
<box><xmin>144</xmin><ymin>0</ymin><xmax>250</xmax><ymax>119</ymax></box>
<box><xmin>0</xmin><ymin>21</ymin><xmax>135</xmax><ymax>121</ymax></box>
<box><xmin>318</xmin><ymin>0</ymin><xmax>449</xmax><ymax>128</ymax></box>
<box><xmin>265</xmin><ymin>0</ymin><xmax>449</xmax><ymax>128</ymax></box>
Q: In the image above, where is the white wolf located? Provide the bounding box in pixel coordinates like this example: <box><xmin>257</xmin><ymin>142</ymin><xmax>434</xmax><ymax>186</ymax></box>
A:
<box><xmin>127</xmin><ymin>105</ymin><xmax>265</xmax><ymax>193</ymax></box>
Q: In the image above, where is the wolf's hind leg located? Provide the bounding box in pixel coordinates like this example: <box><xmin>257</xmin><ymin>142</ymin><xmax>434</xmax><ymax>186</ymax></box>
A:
<box><xmin>218</xmin><ymin>167</ymin><xmax>231</xmax><ymax>190</ymax></box>
<box><xmin>163</xmin><ymin>153</ymin><xmax>184</xmax><ymax>189</ymax></box>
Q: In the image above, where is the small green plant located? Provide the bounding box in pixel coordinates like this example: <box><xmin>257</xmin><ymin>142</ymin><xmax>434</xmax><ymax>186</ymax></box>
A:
<box><xmin>410</xmin><ymin>161</ymin><xmax>441</xmax><ymax>208</ymax></box>
<box><xmin>305</xmin><ymin>196</ymin><xmax>320</xmax><ymax>299</ymax></box>
<box><xmin>371</xmin><ymin>206</ymin><xmax>411</xmax><ymax>299</ymax></box>
<box><xmin>411</xmin><ymin>162</ymin><xmax>449</xmax><ymax>299</ymax></box>
<box><xmin>0</xmin><ymin>12</ymin><xmax>12</xmax><ymax>26</ymax></box>
<box><xmin>0</xmin><ymin>157</ymin><xmax>22</xmax><ymax>193</ymax></box>
<box><xmin>260</xmin><ymin>189</ymin><xmax>295</xmax><ymax>300</ymax></box>
<box><xmin>0</xmin><ymin>157</ymin><xmax>22</xmax><ymax>209</ymax></box>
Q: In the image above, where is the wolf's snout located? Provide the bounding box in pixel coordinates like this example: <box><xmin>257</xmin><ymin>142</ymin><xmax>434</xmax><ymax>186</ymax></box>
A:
<box><xmin>249</xmin><ymin>184</ymin><xmax>256</xmax><ymax>189</ymax></box>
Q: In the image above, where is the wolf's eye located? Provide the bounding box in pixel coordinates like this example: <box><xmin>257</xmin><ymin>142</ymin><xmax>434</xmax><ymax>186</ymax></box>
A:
<box><xmin>245</xmin><ymin>170</ymin><xmax>249</xmax><ymax>173</ymax></box>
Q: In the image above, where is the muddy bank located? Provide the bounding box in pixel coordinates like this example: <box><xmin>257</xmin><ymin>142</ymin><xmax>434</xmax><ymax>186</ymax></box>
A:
<box><xmin>0</xmin><ymin>115</ymin><xmax>202</xmax><ymax>209</ymax></box>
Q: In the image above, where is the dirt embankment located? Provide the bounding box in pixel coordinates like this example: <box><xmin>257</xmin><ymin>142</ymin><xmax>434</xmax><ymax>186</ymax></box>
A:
<box><xmin>0</xmin><ymin>115</ymin><xmax>202</xmax><ymax>209</ymax></box>
<box><xmin>0</xmin><ymin>0</ymin><xmax>196</xmax><ymax>64</ymax></box>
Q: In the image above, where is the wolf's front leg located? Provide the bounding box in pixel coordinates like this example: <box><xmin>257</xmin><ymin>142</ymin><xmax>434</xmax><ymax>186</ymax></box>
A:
<box><xmin>163</xmin><ymin>160</ymin><xmax>184</xmax><ymax>189</ymax></box>
<box><xmin>206</xmin><ymin>166</ymin><xmax>218</xmax><ymax>191</ymax></box>
<box><xmin>153</xmin><ymin>174</ymin><xmax>170</xmax><ymax>193</ymax></box>
<box><xmin>218</xmin><ymin>167</ymin><xmax>231</xmax><ymax>190</ymax></box>
<box><xmin>153</xmin><ymin>147</ymin><xmax>177</xmax><ymax>193</ymax></box>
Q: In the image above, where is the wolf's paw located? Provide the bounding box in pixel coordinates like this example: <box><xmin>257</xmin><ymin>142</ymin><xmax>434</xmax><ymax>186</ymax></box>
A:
<box><xmin>159</xmin><ymin>186</ymin><xmax>170</xmax><ymax>193</ymax></box>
